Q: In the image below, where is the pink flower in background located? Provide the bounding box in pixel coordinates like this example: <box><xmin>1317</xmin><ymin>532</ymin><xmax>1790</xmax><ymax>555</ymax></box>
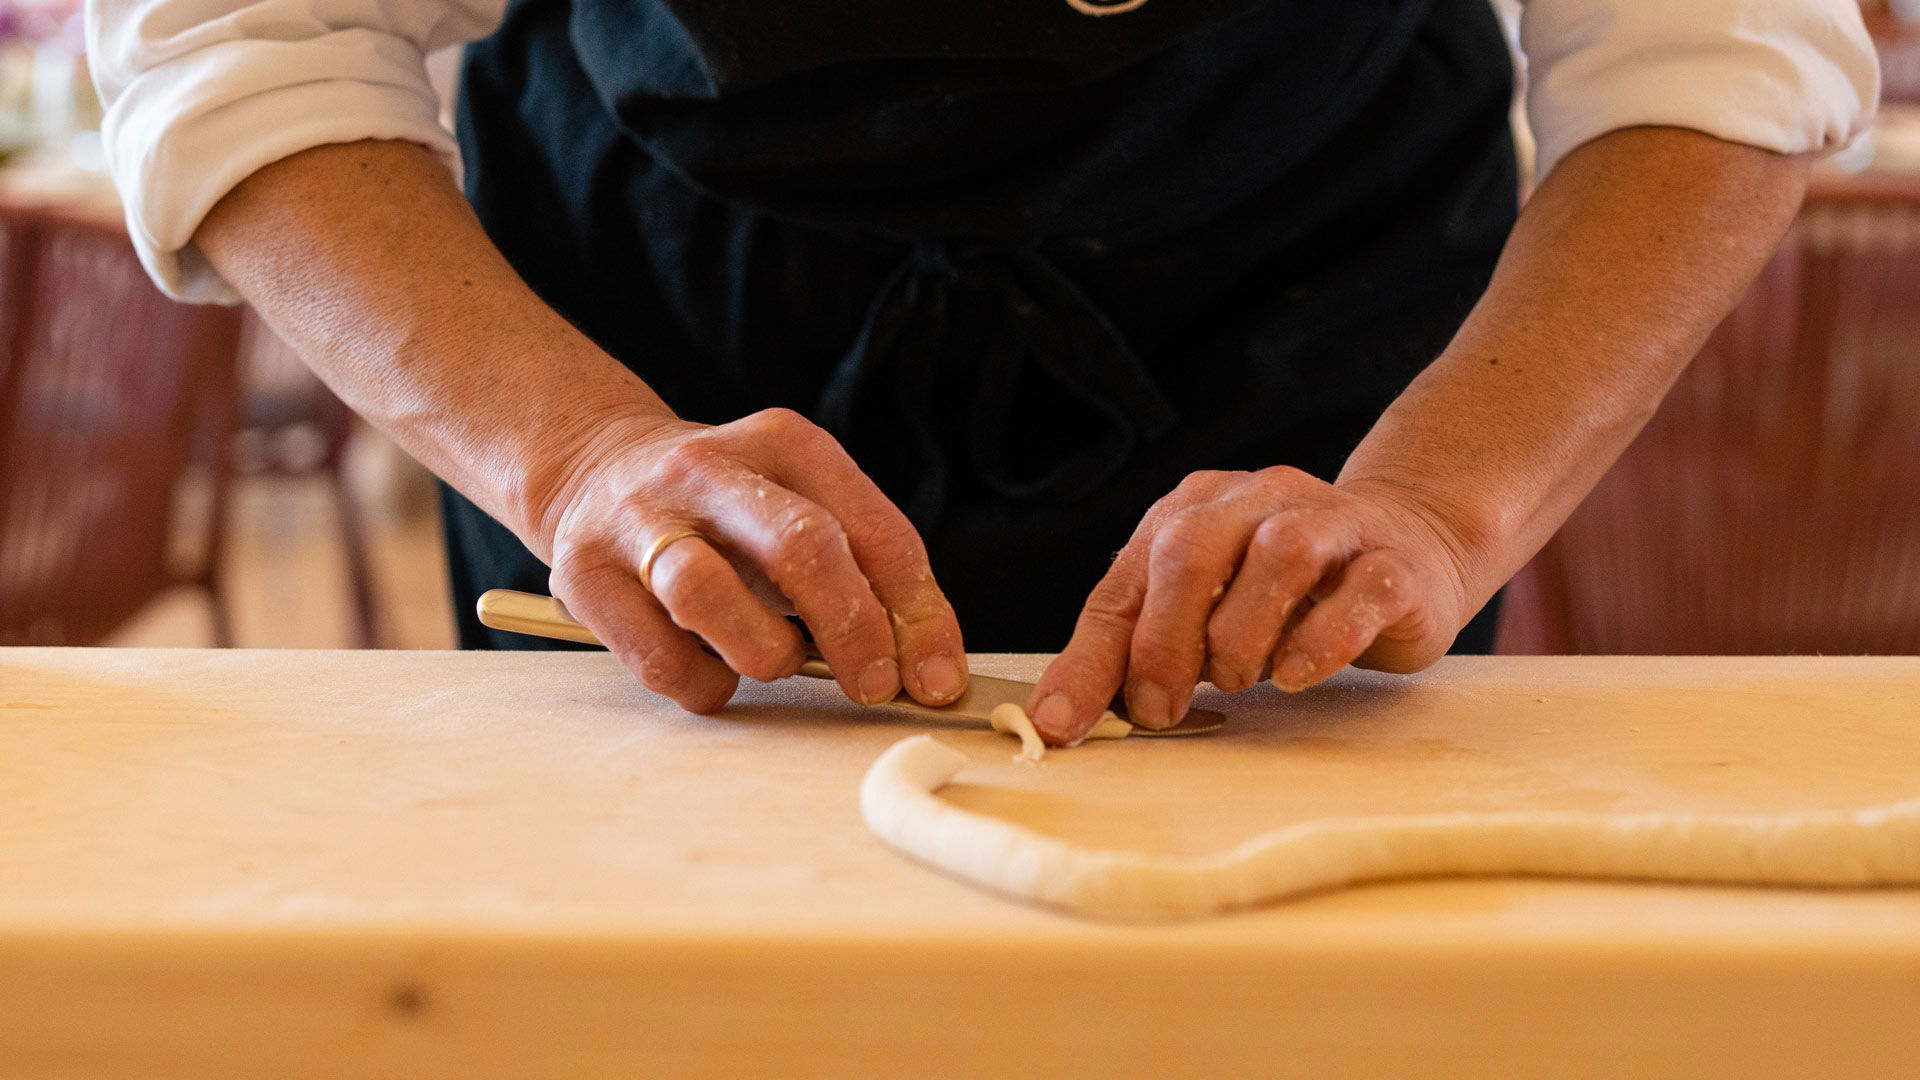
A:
<box><xmin>0</xmin><ymin>1</ymin><xmax>80</xmax><ymax>45</ymax></box>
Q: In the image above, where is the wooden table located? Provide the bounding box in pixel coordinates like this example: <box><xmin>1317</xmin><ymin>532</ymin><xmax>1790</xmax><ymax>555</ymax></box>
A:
<box><xmin>3</xmin><ymin>649</ymin><xmax>1919</xmax><ymax>1077</ymax></box>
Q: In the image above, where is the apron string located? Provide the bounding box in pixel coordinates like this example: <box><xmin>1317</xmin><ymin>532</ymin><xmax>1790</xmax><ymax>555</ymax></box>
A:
<box><xmin>816</xmin><ymin>239</ymin><xmax>1178</xmax><ymax>527</ymax></box>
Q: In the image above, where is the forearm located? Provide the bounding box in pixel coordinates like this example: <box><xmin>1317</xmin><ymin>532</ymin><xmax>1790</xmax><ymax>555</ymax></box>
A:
<box><xmin>197</xmin><ymin>139</ymin><xmax>970</xmax><ymax>710</ymax></box>
<box><xmin>1339</xmin><ymin>126</ymin><xmax>1811</xmax><ymax>620</ymax></box>
<box><xmin>194</xmin><ymin>139</ymin><xmax>673</xmax><ymax>559</ymax></box>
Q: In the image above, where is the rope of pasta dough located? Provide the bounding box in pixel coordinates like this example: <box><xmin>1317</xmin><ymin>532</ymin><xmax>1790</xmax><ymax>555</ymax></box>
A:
<box><xmin>860</xmin><ymin>734</ymin><xmax>1920</xmax><ymax>921</ymax></box>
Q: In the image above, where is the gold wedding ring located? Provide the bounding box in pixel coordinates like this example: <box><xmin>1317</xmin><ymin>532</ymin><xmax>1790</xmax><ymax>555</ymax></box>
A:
<box><xmin>638</xmin><ymin>528</ymin><xmax>706</xmax><ymax>595</ymax></box>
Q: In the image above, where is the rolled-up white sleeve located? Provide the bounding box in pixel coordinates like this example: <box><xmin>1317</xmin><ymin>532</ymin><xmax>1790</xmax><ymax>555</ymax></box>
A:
<box><xmin>87</xmin><ymin>0</ymin><xmax>508</xmax><ymax>302</ymax></box>
<box><xmin>1520</xmin><ymin>0</ymin><xmax>1879</xmax><ymax>183</ymax></box>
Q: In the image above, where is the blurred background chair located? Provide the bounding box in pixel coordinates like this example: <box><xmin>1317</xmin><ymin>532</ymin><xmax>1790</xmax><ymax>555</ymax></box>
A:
<box><xmin>0</xmin><ymin>0</ymin><xmax>445</xmax><ymax>648</ymax></box>
<box><xmin>230</xmin><ymin>318</ymin><xmax>379</xmax><ymax>647</ymax></box>
<box><xmin>1868</xmin><ymin>0</ymin><xmax>1920</xmax><ymax>105</ymax></box>
<box><xmin>1496</xmin><ymin>172</ymin><xmax>1920</xmax><ymax>654</ymax></box>
<box><xmin>0</xmin><ymin>202</ymin><xmax>243</xmax><ymax>644</ymax></box>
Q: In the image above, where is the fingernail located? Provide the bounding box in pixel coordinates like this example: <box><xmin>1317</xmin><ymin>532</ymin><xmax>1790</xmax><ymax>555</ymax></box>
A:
<box><xmin>857</xmin><ymin>658</ymin><xmax>901</xmax><ymax>705</ymax></box>
<box><xmin>915</xmin><ymin>654</ymin><xmax>965</xmax><ymax>703</ymax></box>
<box><xmin>1275</xmin><ymin>651</ymin><xmax>1315</xmax><ymax>691</ymax></box>
<box><xmin>1033</xmin><ymin>693</ymin><xmax>1076</xmax><ymax>741</ymax></box>
<box><xmin>1128</xmin><ymin>681</ymin><xmax>1173</xmax><ymax>729</ymax></box>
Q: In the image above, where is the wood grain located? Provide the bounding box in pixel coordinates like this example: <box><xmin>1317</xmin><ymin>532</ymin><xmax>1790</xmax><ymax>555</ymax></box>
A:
<box><xmin>3</xmin><ymin>649</ymin><xmax>1919</xmax><ymax>1077</ymax></box>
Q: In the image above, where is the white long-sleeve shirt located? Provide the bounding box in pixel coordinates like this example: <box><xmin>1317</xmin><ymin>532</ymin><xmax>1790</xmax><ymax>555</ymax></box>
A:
<box><xmin>87</xmin><ymin>0</ymin><xmax>1879</xmax><ymax>303</ymax></box>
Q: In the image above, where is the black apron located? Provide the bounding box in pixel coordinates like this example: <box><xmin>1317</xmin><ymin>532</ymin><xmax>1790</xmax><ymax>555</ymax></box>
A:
<box><xmin>446</xmin><ymin>0</ymin><xmax>1519</xmax><ymax>652</ymax></box>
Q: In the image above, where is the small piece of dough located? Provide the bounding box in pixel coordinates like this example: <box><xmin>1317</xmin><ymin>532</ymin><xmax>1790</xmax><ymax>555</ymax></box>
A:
<box><xmin>859</xmin><ymin>734</ymin><xmax>1920</xmax><ymax>921</ymax></box>
<box><xmin>988</xmin><ymin>703</ymin><xmax>1129</xmax><ymax>764</ymax></box>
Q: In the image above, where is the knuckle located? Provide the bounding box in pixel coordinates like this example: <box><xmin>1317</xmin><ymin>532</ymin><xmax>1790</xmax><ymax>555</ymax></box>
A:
<box><xmin>548</xmin><ymin>540</ymin><xmax>618</xmax><ymax>593</ymax></box>
<box><xmin>1043</xmin><ymin>648</ymin><xmax>1117</xmax><ymax>698</ymax></box>
<box><xmin>1079</xmin><ymin>575</ymin><xmax>1143</xmax><ymax>629</ymax></box>
<box><xmin>1205</xmin><ymin>619</ymin><xmax>1257</xmax><ymax>668</ymax></box>
<box><xmin>841</xmin><ymin>512</ymin><xmax>920</xmax><ymax>575</ymax></box>
<box><xmin>650</xmin><ymin>437</ymin><xmax>720</xmax><ymax>487</ymax></box>
<box><xmin>745</xmin><ymin>406</ymin><xmax>835</xmax><ymax>453</ymax></box>
<box><xmin>1254</xmin><ymin>464</ymin><xmax>1313</xmax><ymax>488</ymax></box>
<box><xmin>1253</xmin><ymin>515</ymin><xmax>1332</xmax><ymax>568</ymax></box>
<box><xmin>627</xmin><ymin>637</ymin><xmax>694</xmax><ymax>697</ymax></box>
<box><xmin>1128</xmin><ymin>637</ymin><xmax>1188</xmax><ymax>678</ymax></box>
<box><xmin>756</xmin><ymin>405</ymin><xmax>811</xmax><ymax>432</ymax></box>
<box><xmin>882</xmin><ymin>586</ymin><xmax>957</xmax><ymax>642</ymax></box>
<box><xmin>1147</xmin><ymin>515</ymin><xmax>1225</xmax><ymax>582</ymax></box>
<box><xmin>1331</xmin><ymin>578</ymin><xmax>1400</xmax><ymax>636</ymax></box>
<box><xmin>1328</xmin><ymin>606</ymin><xmax>1377</xmax><ymax>648</ymax></box>
<box><xmin>1152</xmin><ymin>472</ymin><xmax>1225</xmax><ymax>518</ymax></box>
<box><xmin>1366</xmin><ymin>558</ymin><xmax>1417</xmax><ymax>605</ymax></box>
<box><xmin>732</xmin><ymin>406</ymin><xmax>790</xmax><ymax>438</ymax></box>
<box><xmin>1174</xmin><ymin>469</ymin><xmax>1232</xmax><ymax>497</ymax></box>
<box><xmin>611</xmin><ymin>497</ymin><xmax>672</xmax><ymax>546</ymax></box>
<box><xmin>769</xmin><ymin>505</ymin><xmax>848</xmax><ymax>574</ymax></box>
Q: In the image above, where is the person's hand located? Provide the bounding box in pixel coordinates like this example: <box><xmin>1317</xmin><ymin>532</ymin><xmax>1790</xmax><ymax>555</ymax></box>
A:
<box><xmin>1025</xmin><ymin>467</ymin><xmax>1479</xmax><ymax>744</ymax></box>
<box><xmin>538</xmin><ymin>407</ymin><xmax>968</xmax><ymax>714</ymax></box>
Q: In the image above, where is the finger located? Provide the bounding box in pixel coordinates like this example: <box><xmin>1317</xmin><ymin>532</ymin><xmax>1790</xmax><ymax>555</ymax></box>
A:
<box><xmin>550</xmin><ymin>552</ymin><xmax>737</xmax><ymax>713</ymax></box>
<box><xmin>750</xmin><ymin>413</ymin><xmax>968</xmax><ymax>705</ymax></box>
<box><xmin>1205</xmin><ymin>510</ymin><xmax>1356</xmax><ymax>693</ymax></box>
<box><xmin>642</xmin><ymin>533</ymin><xmax>806</xmax><ymax>683</ymax></box>
<box><xmin>643</xmin><ymin>414</ymin><xmax>903</xmax><ymax>707</ymax></box>
<box><xmin>696</xmin><ymin>477</ymin><xmax>902</xmax><ymax>706</ymax></box>
<box><xmin>1125</xmin><ymin>497</ymin><xmax>1267</xmax><ymax>728</ymax></box>
<box><xmin>1026</xmin><ymin>541</ymin><xmax>1150</xmax><ymax>745</ymax></box>
<box><xmin>860</xmin><ymin>540</ymin><xmax>969</xmax><ymax>706</ymax></box>
<box><xmin>1269</xmin><ymin>549</ymin><xmax>1422</xmax><ymax>692</ymax></box>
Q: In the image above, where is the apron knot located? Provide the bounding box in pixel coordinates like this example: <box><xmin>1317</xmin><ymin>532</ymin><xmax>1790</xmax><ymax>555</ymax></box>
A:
<box><xmin>817</xmin><ymin>240</ymin><xmax>1178</xmax><ymax>527</ymax></box>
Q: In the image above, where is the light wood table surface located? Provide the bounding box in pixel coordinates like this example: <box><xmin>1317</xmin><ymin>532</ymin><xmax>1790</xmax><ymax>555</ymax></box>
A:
<box><xmin>3</xmin><ymin>649</ymin><xmax>1919</xmax><ymax>1077</ymax></box>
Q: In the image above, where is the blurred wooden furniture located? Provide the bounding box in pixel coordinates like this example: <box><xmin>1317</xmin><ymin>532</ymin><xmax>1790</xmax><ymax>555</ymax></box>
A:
<box><xmin>0</xmin><ymin>163</ymin><xmax>382</xmax><ymax>648</ymax></box>
<box><xmin>1498</xmin><ymin>169</ymin><xmax>1920</xmax><ymax>653</ymax></box>
<box><xmin>1865</xmin><ymin>0</ymin><xmax>1920</xmax><ymax>104</ymax></box>
<box><xmin>0</xmin><ymin>202</ymin><xmax>244</xmax><ymax>645</ymax></box>
<box><xmin>231</xmin><ymin>316</ymin><xmax>379</xmax><ymax>647</ymax></box>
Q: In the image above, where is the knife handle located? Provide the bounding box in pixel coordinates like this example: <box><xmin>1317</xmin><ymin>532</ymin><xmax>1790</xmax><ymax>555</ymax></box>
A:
<box><xmin>476</xmin><ymin>589</ymin><xmax>836</xmax><ymax>680</ymax></box>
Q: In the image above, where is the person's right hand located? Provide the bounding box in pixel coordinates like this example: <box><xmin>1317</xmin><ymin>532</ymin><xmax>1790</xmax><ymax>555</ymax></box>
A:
<box><xmin>536</xmin><ymin>406</ymin><xmax>969</xmax><ymax>715</ymax></box>
<box><xmin>186</xmin><ymin>140</ymin><xmax>966</xmax><ymax>714</ymax></box>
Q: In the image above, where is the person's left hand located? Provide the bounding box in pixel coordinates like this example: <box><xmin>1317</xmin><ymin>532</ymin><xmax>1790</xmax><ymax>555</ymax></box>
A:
<box><xmin>1024</xmin><ymin>466</ymin><xmax>1482</xmax><ymax>744</ymax></box>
